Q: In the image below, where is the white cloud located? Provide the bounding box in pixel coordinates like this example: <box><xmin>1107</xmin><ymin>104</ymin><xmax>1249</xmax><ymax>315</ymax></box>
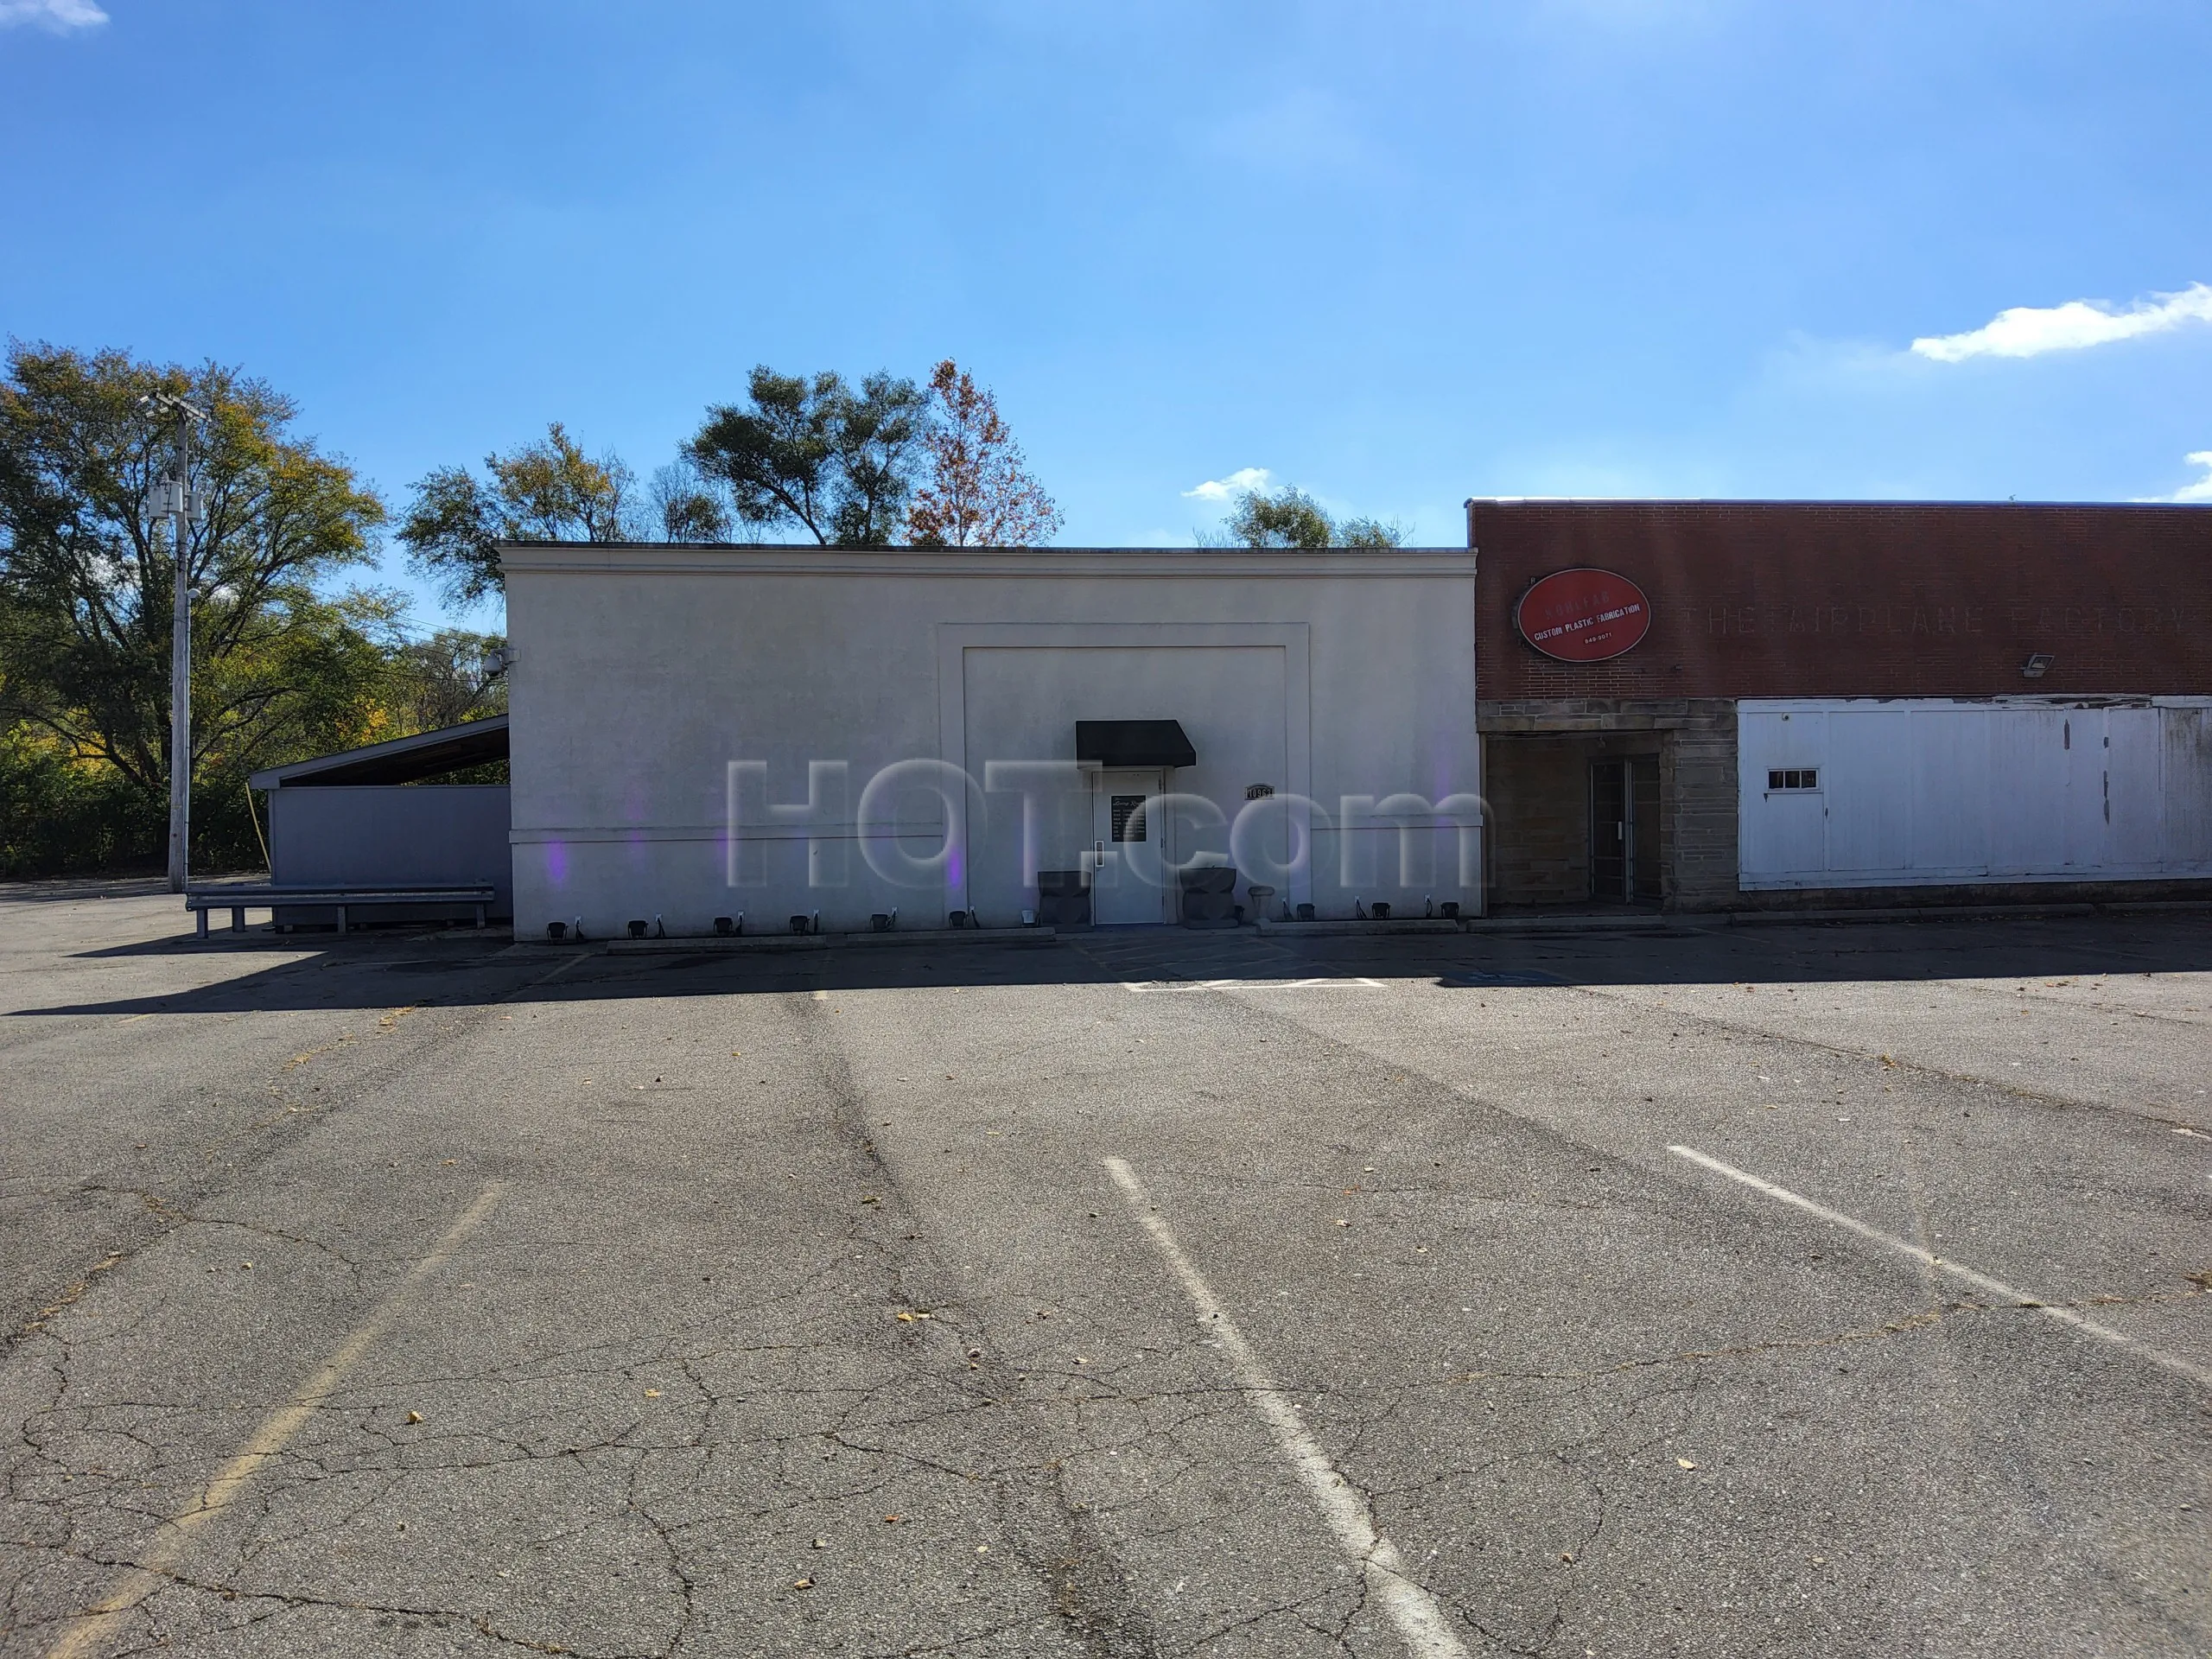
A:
<box><xmin>0</xmin><ymin>0</ymin><xmax>108</xmax><ymax>29</ymax></box>
<box><xmin>1911</xmin><ymin>283</ymin><xmax>2212</xmax><ymax>363</ymax></box>
<box><xmin>1183</xmin><ymin>467</ymin><xmax>1272</xmax><ymax>502</ymax></box>
<box><xmin>2158</xmin><ymin>451</ymin><xmax>2212</xmax><ymax>505</ymax></box>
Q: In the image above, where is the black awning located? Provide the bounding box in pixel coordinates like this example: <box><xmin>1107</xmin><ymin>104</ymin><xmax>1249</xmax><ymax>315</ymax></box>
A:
<box><xmin>1076</xmin><ymin>720</ymin><xmax>1197</xmax><ymax>769</ymax></box>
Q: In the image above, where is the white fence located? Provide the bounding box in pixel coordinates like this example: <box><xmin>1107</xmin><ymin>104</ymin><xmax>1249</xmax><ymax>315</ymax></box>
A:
<box><xmin>1738</xmin><ymin>697</ymin><xmax>2212</xmax><ymax>890</ymax></box>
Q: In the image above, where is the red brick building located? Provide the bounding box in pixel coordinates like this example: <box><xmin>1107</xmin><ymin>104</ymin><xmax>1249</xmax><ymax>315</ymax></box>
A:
<box><xmin>1468</xmin><ymin>500</ymin><xmax>2212</xmax><ymax>911</ymax></box>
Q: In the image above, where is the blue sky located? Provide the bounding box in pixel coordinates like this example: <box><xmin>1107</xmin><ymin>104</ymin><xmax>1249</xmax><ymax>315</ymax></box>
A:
<box><xmin>6</xmin><ymin>0</ymin><xmax>2209</xmax><ymax>626</ymax></box>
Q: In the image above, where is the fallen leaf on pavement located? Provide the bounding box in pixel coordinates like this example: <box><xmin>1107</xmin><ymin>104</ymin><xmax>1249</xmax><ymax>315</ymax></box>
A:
<box><xmin>405</xmin><ymin>1411</ymin><xmax>423</xmax><ymax>1425</ymax></box>
<box><xmin>1676</xmin><ymin>1458</ymin><xmax>1698</xmax><ymax>1470</ymax></box>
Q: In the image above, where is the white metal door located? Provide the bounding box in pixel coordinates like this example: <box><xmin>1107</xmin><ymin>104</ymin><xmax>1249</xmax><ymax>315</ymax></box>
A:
<box><xmin>1089</xmin><ymin>770</ymin><xmax>1170</xmax><ymax>925</ymax></box>
<box><xmin>1738</xmin><ymin>707</ymin><xmax>1827</xmax><ymax>876</ymax></box>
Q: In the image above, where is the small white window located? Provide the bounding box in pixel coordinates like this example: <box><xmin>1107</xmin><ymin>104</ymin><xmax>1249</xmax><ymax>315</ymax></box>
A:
<box><xmin>1767</xmin><ymin>768</ymin><xmax>1820</xmax><ymax>791</ymax></box>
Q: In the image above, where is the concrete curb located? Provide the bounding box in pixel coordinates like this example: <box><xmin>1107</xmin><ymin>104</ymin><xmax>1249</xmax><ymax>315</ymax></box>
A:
<box><xmin>1255</xmin><ymin>918</ymin><xmax>1464</xmax><ymax>937</ymax></box>
<box><xmin>602</xmin><ymin>925</ymin><xmax>1058</xmax><ymax>955</ymax></box>
<box><xmin>1461</xmin><ymin>913</ymin><xmax>1674</xmax><ymax>934</ymax></box>
<box><xmin>842</xmin><ymin>926</ymin><xmax>1059</xmax><ymax>949</ymax></box>
<box><xmin>1723</xmin><ymin>902</ymin><xmax>2100</xmax><ymax>926</ymax></box>
<box><xmin>603</xmin><ymin>934</ymin><xmax>828</xmax><ymax>954</ymax></box>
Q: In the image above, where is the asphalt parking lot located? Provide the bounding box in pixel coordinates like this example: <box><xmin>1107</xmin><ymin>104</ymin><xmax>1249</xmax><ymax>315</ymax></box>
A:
<box><xmin>0</xmin><ymin>885</ymin><xmax>2206</xmax><ymax>1657</ymax></box>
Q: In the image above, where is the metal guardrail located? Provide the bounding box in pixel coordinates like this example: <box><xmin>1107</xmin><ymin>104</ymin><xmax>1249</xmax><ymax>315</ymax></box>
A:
<box><xmin>184</xmin><ymin>884</ymin><xmax>498</xmax><ymax>938</ymax></box>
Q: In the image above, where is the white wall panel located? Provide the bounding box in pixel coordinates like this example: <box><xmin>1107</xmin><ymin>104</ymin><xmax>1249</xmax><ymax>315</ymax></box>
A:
<box><xmin>2059</xmin><ymin>710</ymin><xmax>2108</xmax><ymax>873</ymax></box>
<box><xmin>1910</xmin><ymin>708</ymin><xmax>1990</xmax><ymax>875</ymax></box>
<box><xmin>2164</xmin><ymin>706</ymin><xmax>2212</xmax><ymax>867</ymax></box>
<box><xmin>1739</xmin><ymin>698</ymin><xmax>2212</xmax><ymax>890</ymax></box>
<box><xmin>1823</xmin><ymin>710</ymin><xmax>1910</xmax><ymax>875</ymax></box>
<box><xmin>1989</xmin><ymin>708</ymin><xmax>2069</xmax><ymax>874</ymax></box>
<box><xmin>2107</xmin><ymin>709</ymin><xmax>2167</xmax><ymax>872</ymax></box>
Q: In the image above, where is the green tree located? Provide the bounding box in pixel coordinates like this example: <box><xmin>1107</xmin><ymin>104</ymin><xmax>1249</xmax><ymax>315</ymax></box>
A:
<box><xmin>1334</xmin><ymin>514</ymin><xmax>1408</xmax><ymax>548</ymax></box>
<box><xmin>0</xmin><ymin>342</ymin><xmax>389</xmax><ymax>867</ymax></box>
<box><xmin>1226</xmin><ymin>485</ymin><xmax>1334</xmax><ymax>549</ymax></box>
<box><xmin>687</xmin><ymin>366</ymin><xmax>925</xmax><ymax>545</ymax></box>
<box><xmin>397</xmin><ymin>423</ymin><xmax>641</xmax><ymax>605</ymax></box>
<box><xmin>1219</xmin><ymin>484</ymin><xmax>1407</xmax><ymax>549</ymax></box>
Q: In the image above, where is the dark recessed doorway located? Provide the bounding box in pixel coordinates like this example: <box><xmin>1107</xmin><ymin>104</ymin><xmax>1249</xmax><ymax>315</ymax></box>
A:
<box><xmin>1590</xmin><ymin>757</ymin><xmax>1662</xmax><ymax>904</ymax></box>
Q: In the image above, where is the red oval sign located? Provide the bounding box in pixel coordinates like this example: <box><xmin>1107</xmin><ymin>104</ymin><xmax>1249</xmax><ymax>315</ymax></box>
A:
<box><xmin>1514</xmin><ymin>567</ymin><xmax>1651</xmax><ymax>663</ymax></box>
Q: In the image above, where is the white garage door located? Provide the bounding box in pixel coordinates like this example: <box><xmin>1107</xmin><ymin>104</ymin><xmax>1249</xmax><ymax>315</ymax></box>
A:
<box><xmin>1738</xmin><ymin>698</ymin><xmax>2212</xmax><ymax>890</ymax></box>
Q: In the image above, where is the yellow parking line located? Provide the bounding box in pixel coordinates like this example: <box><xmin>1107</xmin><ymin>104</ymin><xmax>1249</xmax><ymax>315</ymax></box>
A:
<box><xmin>48</xmin><ymin>1181</ymin><xmax>508</xmax><ymax>1659</ymax></box>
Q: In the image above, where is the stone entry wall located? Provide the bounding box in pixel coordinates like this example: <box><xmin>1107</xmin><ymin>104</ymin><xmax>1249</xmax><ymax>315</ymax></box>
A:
<box><xmin>1480</xmin><ymin>699</ymin><xmax>1738</xmax><ymax>912</ymax></box>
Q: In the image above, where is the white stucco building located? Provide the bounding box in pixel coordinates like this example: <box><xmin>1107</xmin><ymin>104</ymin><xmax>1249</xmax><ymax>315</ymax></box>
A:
<box><xmin>499</xmin><ymin>543</ymin><xmax>1481</xmax><ymax>938</ymax></box>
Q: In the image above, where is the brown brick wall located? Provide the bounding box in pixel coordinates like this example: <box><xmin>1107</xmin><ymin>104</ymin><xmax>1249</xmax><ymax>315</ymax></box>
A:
<box><xmin>1470</xmin><ymin>500</ymin><xmax>2212</xmax><ymax>702</ymax></box>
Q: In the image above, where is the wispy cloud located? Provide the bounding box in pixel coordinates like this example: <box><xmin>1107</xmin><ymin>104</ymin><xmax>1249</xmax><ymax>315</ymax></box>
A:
<box><xmin>0</xmin><ymin>0</ymin><xmax>107</xmax><ymax>29</ymax></box>
<box><xmin>1911</xmin><ymin>283</ymin><xmax>2212</xmax><ymax>363</ymax></box>
<box><xmin>1183</xmin><ymin>467</ymin><xmax>1271</xmax><ymax>502</ymax></box>
<box><xmin>2154</xmin><ymin>451</ymin><xmax>2212</xmax><ymax>505</ymax></box>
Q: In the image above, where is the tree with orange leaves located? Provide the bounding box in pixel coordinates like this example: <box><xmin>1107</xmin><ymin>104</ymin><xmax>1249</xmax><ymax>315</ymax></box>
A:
<box><xmin>905</xmin><ymin>360</ymin><xmax>1062</xmax><ymax>548</ymax></box>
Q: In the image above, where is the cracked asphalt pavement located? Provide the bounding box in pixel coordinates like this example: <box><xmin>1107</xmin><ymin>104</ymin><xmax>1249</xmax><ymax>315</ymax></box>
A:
<box><xmin>1</xmin><ymin>881</ymin><xmax>2207</xmax><ymax>1656</ymax></box>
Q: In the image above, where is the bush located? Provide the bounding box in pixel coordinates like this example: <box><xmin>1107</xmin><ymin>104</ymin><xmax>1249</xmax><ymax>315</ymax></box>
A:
<box><xmin>0</xmin><ymin>728</ymin><xmax>159</xmax><ymax>877</ymax></box>
<box><xmin>0</xmin><ymin>728</ymin><xmax>272</xmax><ymax>879</ymax></box>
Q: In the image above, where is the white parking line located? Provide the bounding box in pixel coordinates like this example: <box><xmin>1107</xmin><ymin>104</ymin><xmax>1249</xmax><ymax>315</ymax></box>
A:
<box><xmin>1668</xmin><ymin>1145</ymin><xmax>2211</xmax><ymax>1390</ymax></box>
<box><xmin>1121</xmin><ymin>976</ymin><xmax>1386</xmax><ymax>994</ymax></box>
<box><xmin>1103</xmin><ymin>1158</ymin><xmax>1472</xmax><ymax>1659</ymax></box>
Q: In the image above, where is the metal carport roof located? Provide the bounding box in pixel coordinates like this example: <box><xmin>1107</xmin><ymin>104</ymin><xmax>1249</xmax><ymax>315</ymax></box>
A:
<box><xmin>248</xmin><ymin>715</ymin><xmax>510</xmax><ymax>789</ymax></box>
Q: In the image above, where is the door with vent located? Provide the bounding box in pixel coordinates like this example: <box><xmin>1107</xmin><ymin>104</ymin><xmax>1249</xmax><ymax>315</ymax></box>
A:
<box><xmin>1088</xmin><ymin>769</ymin><xmax>1171</xmax><ymax>925</ymax></box>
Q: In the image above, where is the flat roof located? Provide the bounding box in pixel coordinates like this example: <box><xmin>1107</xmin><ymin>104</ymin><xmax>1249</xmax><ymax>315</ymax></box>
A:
<box><xmin>495</xmin><ymin>543</ymin><xmax>1477</xmax><ymax>579</ymax></box>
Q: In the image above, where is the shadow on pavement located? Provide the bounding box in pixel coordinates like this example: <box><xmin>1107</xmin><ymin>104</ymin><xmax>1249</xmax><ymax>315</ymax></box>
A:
<box><xmin>14</xmin><ymin>911</ymin><xmax>2212</xmax><ymax>1017</ymax></box>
